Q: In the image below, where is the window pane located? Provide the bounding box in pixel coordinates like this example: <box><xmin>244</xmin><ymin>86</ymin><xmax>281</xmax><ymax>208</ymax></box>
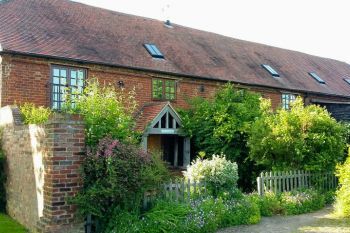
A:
<box><xmin>165</xmin><ymin>80</ymin><xmax>175</xmax><ymax>100</ymax></box>
<box><xmin>71</xmin><ymin>70</ymin><xmax>77</xmax><ymax>86</ymax></box>
<box><xmin>53</xmin><ymin>69</ymin><xmax>60</xmax><ymax>77</ymax></box>
<box><xmin>53</xmin><ymin>102</ymin><xmax>58</xmax><ymax>110</ymax></box>
<box><xmin>61</xmin><ymin>69</ymin><xmax>67</xmax><ymax>78</ymax></box>
<box><xmin>282</xmin><ymin>93</ymin><xmax>296</xmax><ymax>110</ymax></box>
<box><xmin>152</xmin><ymin>79</ymin><xmax>163</xmax><ymax>99</ymax></box>
<box><xmin>61</xmin><ymin>77</ymin><xmax>67</xmax><ymax>85</ymax></box>
<box><xmin>78</xmin><ymin>70</ymin><xmax>84</xmax><ymax>79</ymax></box>
<box><xmin>53</xmin><ymin>76</ymin><xmax>60</xmax><ymax>84</ymax></box>
<box><xmin>71</xmin><ymin>70</ymin><xmax>77</xmax><ymax>79</ymax></box>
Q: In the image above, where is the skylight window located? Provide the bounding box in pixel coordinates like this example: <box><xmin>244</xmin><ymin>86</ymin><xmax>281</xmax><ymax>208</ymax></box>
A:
<box><xmin>309</xmin><ymin>72</ymin><xmax>325</xmax><ymax>84</ymax></box>
<box><xmin>144</xmin><ymin>44</ymin><xmax>164</xmax><ymax>59</ymax></box>
<box><xmin>261</xmin><ymin>64</ymin><xmax>280</xmax><ymax>77</ymax></box>
<box><xmin>344</xmin><ymin>78</ymin><xmax>350</xmax><ymax>85</ymax></box>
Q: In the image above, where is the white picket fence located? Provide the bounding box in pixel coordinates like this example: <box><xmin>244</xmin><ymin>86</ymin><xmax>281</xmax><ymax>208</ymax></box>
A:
<box><xmin>143</xmin><ymin>179</ymin><xmax>207</xmax><ymax>208</ymax></box>
<box><xmin>257</xmin><ymin>170</ymin><xmax>337</xmax><ymax>196</ymax></box>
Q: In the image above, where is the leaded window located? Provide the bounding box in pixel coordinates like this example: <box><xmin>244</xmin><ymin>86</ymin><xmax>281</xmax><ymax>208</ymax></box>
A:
<box><xmin>282</xmin><ymin>93</ymin><xmax>296</xmax><ymax>110</ymax></box>
<box><xmin>51</xmin><ymin>66</ymin><xmax>86</xmax><ymax>110</ymax></box>
<box><xmin>165</xmin><ymin>80</ymin><xmax>176</xmax><ymax>100</ymax></box>
<box><xmin>152</xmin><ymin>79</ymin><xmax>176</xmax><ymax>100</ymax></box>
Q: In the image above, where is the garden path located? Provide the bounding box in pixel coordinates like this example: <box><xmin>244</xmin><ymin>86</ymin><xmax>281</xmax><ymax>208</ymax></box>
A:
<box><xmin>217</xmin><ymin>206</ymin><xmax>350</xmax><ymax>233</ymax></box>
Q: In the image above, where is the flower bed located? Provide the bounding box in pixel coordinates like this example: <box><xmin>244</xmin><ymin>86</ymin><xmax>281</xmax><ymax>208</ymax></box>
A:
<box><xmin>250</xmin><ymin>189</ymin><xmax>333</xmax><ymax>216</ymax></box>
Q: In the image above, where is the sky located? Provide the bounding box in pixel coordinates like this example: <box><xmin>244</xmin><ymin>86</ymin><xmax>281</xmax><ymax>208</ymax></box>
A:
<box><xmin>74</xmin><ymin>0</ymin><xmax>350</xmax><ymax>64</ymax></box>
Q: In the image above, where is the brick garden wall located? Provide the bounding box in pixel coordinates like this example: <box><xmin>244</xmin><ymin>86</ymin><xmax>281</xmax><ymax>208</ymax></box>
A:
<box><xmin>0</xmin><ymin>106</ymin><xmax>85</xmax><ymax>233</ymax></box>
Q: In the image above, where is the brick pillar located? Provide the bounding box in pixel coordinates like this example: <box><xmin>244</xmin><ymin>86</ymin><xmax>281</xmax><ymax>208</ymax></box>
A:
<box><xmin>37</xmin><ymin>114</ymin><xmax>85</xmax><ymax>233</ymax></box>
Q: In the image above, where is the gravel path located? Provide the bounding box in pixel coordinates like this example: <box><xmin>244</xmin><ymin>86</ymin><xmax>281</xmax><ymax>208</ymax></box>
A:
<box><xmin>217</xmin><ymin>206</ymin><xmax>347</xmax><ymax>233</ymax></box>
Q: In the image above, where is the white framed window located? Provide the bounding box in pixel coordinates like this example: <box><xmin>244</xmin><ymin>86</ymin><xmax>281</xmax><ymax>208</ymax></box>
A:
<box><xmin>51</xmin><ymin>66</ymin><xmax>86</xmax><ymax>110</ymax></box>
<box><xmin>282</xmin><ymin>93</ymin><xmax>296</xmax><ymax>110</ymax></box>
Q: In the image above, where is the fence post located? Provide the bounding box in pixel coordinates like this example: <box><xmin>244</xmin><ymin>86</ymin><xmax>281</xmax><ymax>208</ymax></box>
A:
<box><xmin>143</xmin><ymin>192</ymin><xmax>147</xmax><ymax>210</ymax></box>
<box><xmin>85</xmin><ymin>214</ymin><xmax>92</xmax><ymax>233</ymax></box>
<box><xmin>257</xmin><ymin>176</ymin><xmax>262</xmax><ymax>196</ymax></box>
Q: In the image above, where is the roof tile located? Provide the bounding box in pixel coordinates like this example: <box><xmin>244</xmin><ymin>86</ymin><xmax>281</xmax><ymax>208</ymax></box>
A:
<box><xmin>1</xmin><ymin>0</ymin><xmax>350</xmax><ymax>97</ymax></box>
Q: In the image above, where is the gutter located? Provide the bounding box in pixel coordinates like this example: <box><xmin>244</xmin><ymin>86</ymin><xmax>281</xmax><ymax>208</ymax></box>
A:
<box><xmin>1</xmin><ymin>49</ymin><xmax>350</xmax><ymax>100</ymax></box>
<box><xmin>311</xmin><ymin>99</ymin><xmax>350</xmax><ymax>105</ymax></box>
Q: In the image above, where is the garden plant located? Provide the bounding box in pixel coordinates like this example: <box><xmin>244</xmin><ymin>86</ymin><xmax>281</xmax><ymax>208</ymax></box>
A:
<box><xmin>248</xmin><ymin>97</ymin><xmax>346</xmax><ymax>172</ymax></box>
<box><xmin>180</xmin><ymin>83</ymin><xmax>265</xmax><ymax>191</ymax></box>
<box><xmin>335</xmin><ymin>148</ymin><xmax>350</xmax><ymax>217</ymax></box>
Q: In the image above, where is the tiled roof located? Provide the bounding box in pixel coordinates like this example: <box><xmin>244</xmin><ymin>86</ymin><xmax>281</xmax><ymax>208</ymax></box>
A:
<box><xmin>1</xmin><ymin>0</ymin><xmax>350</xmax><ymax>97</ymax></box>
<box><xmin>134</xmin><ymin>102</ymin><xmax>168</xmax><ymax>132</ymax></box>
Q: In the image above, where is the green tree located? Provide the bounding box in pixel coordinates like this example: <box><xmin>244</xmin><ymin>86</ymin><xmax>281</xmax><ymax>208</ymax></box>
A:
<box><xmin>248</xmin><ymin>97</ymin><xmax>346</xmax><ymax>172</ymax></box>
<box><xmin>64</xmin><ymin>79</ymin><xmax>139</xmax><ymax>146</ymax></box>
<box><xmin>180</xmin><ymin>84</ymin><xmax>263</xmax><ymax>191</ymax></box>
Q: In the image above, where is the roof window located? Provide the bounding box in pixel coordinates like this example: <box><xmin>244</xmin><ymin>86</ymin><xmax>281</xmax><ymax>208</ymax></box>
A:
<box><xmin>344</xmin><ymin>78</ymin><xmax>350</xmax><ymax>85</ymax></box>
<box><xmin>261</xmin><ymin>64</ymin><xmax>280</xmax><ymax>77</ymax></box>
<box><xmin>309</xmin><ymin>72</ymin><xmax>325</xmax><ymax>84</ymax></box>
<box><xmin>144</xmin><ymin>44</ymin><xmax>164</xmax><ymax>59</ymax></box>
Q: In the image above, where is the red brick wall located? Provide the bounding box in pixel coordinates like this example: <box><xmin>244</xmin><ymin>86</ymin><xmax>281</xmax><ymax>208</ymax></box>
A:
<box><xmin>1</xmin><ymin>54</ymin><xmax>349</xmax><ymax>112</ymax></box>
<box><xmin>38</xmin><ymin>114</ymin><xmax>85</xmax><ymax>233</ymax></box>
<box><xmin>0</xmin><ymin>106</ymin><xmax>85</xmax><ymax>233</ymax></box>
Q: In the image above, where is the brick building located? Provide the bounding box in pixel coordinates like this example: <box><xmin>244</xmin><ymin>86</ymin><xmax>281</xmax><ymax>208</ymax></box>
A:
<box><xmin>1</xmin><ymin>0</ymin><xmax>350</xmax><ymax>169</ymax></box>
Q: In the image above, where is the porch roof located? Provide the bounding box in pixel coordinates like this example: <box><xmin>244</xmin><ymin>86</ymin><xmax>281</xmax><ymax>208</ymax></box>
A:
<box><xmin>134</xmin><ymin>102</ymin><xmax>169</xmax><ymax>132</ymax></box>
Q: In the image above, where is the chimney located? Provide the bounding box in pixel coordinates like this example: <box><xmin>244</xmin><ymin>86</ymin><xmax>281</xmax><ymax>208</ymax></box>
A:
<box><xmin>164</xmin><ymin>20</ymin><xmax>173</xmax><ymax>28</ymax></box>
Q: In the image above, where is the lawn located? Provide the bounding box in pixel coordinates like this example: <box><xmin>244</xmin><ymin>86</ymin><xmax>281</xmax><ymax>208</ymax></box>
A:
<box><xmin>0</xmin><ymin>213</ymin><xmax>28</xmax><ymax>233</ymax></box>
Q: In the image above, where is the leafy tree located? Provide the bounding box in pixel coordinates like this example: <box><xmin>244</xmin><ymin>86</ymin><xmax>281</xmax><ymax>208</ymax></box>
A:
<box><xmin>335</xmin><ymin>148</ymin><xmax>350</xmax><ymax>217</ymax></box>
<box><xmin>180</xmin><ymin>84</ymin><xmax>264</xmax><ymax>191</ymax></box>
<box><xmin>64</xmin><ymin>79</ymin><xmax>139</xmax><ymax>146</ymax></box>
<box><xmin>248</xmin><ymin>97</ymin><xmax>346</xmax><ymax>172</ymax></box>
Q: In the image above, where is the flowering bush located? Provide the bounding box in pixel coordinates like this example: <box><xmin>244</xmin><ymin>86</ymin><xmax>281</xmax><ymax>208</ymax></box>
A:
<box><xmin>179</xmin><ymin>84</ymin><xmax>263</xmax><ymax>191</ymax></box>
<box><xmin>183</xmin><ymin>154</ymin><xmax>239</xmax><ymax>196</ymax></box>
<box><xmin>73</xmin><ymin>136</ymin><xmax>168</xmax><ymax>231</ymax></box>
<box><xmin>106</xmin><ymin>195</ymin><xmax>260</xmax><ymax>233</ymax></box>
<box><xmin>280</xmin><ymin>189</ymin><xmax>325</xmax><ymax>215</ymax></box>
<box><xmin>251</xmin><ymin>188</ymin><xmax>327</xmax><ymax>216</ymax></box>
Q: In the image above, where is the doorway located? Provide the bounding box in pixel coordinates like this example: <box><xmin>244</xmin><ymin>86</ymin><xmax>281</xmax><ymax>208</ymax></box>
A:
<box><xmin>162</xmin><ymin>135</ymin><xmax>184</xmax><ymax>167</ymax></box>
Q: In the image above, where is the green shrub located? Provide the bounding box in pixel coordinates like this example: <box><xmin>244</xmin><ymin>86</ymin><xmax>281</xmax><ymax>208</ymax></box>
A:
<box><xmin>0</xmin><ymin>149</ymin><xmax>6</xmax><ymax>212</ymax></box>
<box><xmin>64</xmin><ymin>79</ymin><xmax>139</xmax><ymax>146</ymax></box>
<box><xmin>335</xmin><ymin>149</ymin><xmax>350</xmax><ymax>217</ymax></box>
<box><xmin>20</xmin><ymin>103</ymin><xmax>52</xmax><ymax>124</ymax></box>
<box><xmin>179</xmin><ymin>83</ymin><xmax>264</xmax><ymax>191</ymax></box>
<box><xmin>140</xmin><ymin>152</ymin><xmax>170</xmax><ymax>192</ymax></box>
<box><xmin>183</xmin><ymin>154</ymin><xmax>239</xmax><ymax>196</ymax></box>
<box><xmin>323</xmin><ymin>189</ymin><xmax>336</xmax><ymax>205</ymax></box>
<box><xmin>251</xmin><ymin>189</ymin><xmax>328</xmax><ymax>217</ymax></box>
<box><xmin>248</xmin><ymin>97</ymin><xmax>346</xmax><ymax>172</ymax></box>
<box><xmin>187</xmin><ymin>197</ymin><xmax>225</xmax><ymax>232</ymax></box>
<box><xmin>280</xmin><ymin>189</ymin><xmax>325</xmax><ymax>215</ymax></box>
<box><xmin>106</xmin><ymin>194</ymin><xmax>261</xmax><ymax>233</ymax></box>
<box><xmin>220</xmin><ymin>196</ymin><xmax>261</xmax><ymax>227</ymax></box>
<box><xmin>72</xmin><ymin>136</ymin><xmax>168</xmax><ymax>231</ymax></box>
<box><xmin>250</xmin><ymin>191</ymin><xmax>284</xmax><ymax>216</ymax></box>
<box><xmin>105</xmin><ymin>209</ymin><xmax>143</xmax><ymax>233</ymax></box>
<box><xmin>141</xmin><ymin>200</ymin><xmax>193</xmax><ymax>233</ymax></box>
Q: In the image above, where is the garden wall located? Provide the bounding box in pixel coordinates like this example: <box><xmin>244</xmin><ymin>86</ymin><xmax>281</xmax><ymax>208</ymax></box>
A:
<box><xmin>0</xmin><ymin>106</ymin><xmax>85</xmax><ymax>233</ymax></box>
